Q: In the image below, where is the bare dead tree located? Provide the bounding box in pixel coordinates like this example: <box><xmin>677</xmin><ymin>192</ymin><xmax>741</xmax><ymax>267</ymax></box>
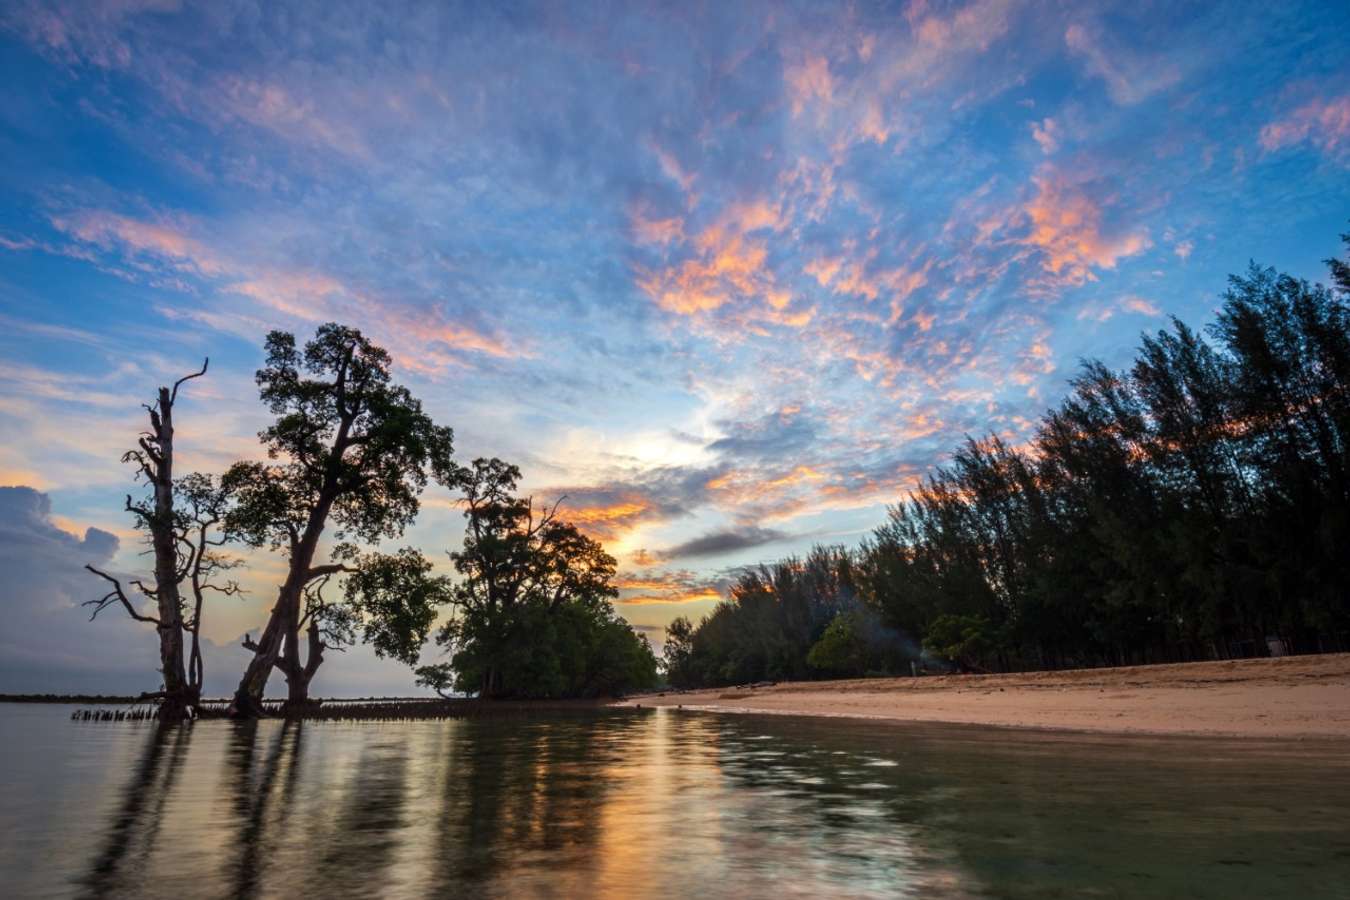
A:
<box><xmin>85</xmin><ymin>359</ymin><xmax>207</xmax><ymax>722</ymax></box>
<box><xmin>176</xmin><ymin>472</ymin><xmax>243</xmax><ymax>696</ymax></box>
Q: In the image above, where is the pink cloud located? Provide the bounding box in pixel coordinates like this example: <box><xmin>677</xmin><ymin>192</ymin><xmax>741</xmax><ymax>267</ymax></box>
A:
<box><xmin>50</xmin><ymin>208</ymin><xmax>524</xmax><ymax>370</ymax></box>
<box><xmin>1030</xmin><ymin>117</ymin><xmax>1060</xmax><ymax>154</ymax></box>
<box><xmin>1120</xmin><ymin>295</ymin><xmax>1161</xmax><ymax>316</ymax></box>
<box><xmin>1259</xmin><ymin>95</ymin><xmax>1350</xmax><ymax>159</ymax></box>
<box><xmin>630</xmin><ymin>208</ymin><xmax>685</xmax><ymax>246</ymax></box>
<box><xmin>1064</xmin><ymin>23</ymin><xmax>1179</xmax><ymax>106</ymax></box>
<box><xmin>784</xmin><ymin>54</ymin><xmax>834</xmax><ymax>117</ymax></box>
<box><xmin>50</xmin><ymin>210</ymin><xmax>227</xmax><ymax>276</ymax></box>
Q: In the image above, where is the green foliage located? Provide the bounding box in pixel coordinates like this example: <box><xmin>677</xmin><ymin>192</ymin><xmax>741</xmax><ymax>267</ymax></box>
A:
<box><xmin>922</xmin><ymin>615</ymin><xmax>999</xmax><ymax>672</ymax></box>
<box><xmin>442</xmin><ymin>601</ymin><xmax>657</xmax><ymax>699</ymax></box>
<box><xmin>223</xmin><ymin>323</ymin><xmax>458</xmax><ymax>550</ymax></box>
<box><xmin>669</xmin><ymin>547</ymin><xmax>916</xmax><ymax>688</ymax></box>
<box><xmin>414</xmin><ymin>662</ymin><xmax>455</xmax><ymax>698</ymax></box>
<box><xmin>806</xmin><ymin>612</ymin><xmax>868</xmax><ymax>676</ymax></box>
<box><xmin>342</xmin><ymin>548</ymin><xmax>452</xmax><ymax>665</ymax></box>
<box><xmin>674</xmin><ymin>233</ymin><xmax>1350</xmax><ymax>680</ymax></box>
<box><xmin>661</xmin><ymin>616</ymin><xmax>696</xmax><ymax>687</ymax></box>
<box><xmin>223</xmin><ymin>323</ymin><xmax>459</xmax><ymax>701</ymax></box>
<box><xmin>423</xmin><ymin>457</ymin><xmax>657</xmax><ymax>698</ymax></box>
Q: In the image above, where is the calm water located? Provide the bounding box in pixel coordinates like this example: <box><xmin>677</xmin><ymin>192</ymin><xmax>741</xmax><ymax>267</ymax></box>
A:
<box><xmin>2</xmin><ymin>704</ymin><xmax>1349</xmax><ymax>898</ymax></box>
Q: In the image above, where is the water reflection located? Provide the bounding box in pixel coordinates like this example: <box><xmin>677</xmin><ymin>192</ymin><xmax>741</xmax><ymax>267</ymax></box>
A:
<box><xmin>225</xmin><ymin>720</ymin><xmax>304</xmax><ymax>898</ymax></box>
<box><xmin>2</xmin><ymin>705</ymin><xmax>1348</xmax><ymax>899</ymax></box>
<box><xmin>79</xmin><ymin>724</ymin><xmax>191</xmax><ymax>898</ymax></box>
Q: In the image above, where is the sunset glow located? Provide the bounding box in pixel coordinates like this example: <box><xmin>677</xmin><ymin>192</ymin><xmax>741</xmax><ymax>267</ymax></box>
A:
<box><xmin>1</xmin><ymin>0</ymin><xmax>1347</xmax><ymax>694</ymax></box>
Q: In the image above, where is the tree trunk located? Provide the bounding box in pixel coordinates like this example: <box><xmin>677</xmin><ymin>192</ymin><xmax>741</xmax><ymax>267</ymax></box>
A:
<box><xmin>232</xmin><ymin>496</ymin><xmax>333</xmax><ymax>717</ymax></box>
<box><xmin>231</xmin><ymin>398</ymin><xmax>351</xmax><ymax>717</ymax></box>
<box><xmin>232</xmin><ymin>582</ymin><xmax>298</xmax><ymax>717</ymax></box>
<box><xmin>150</xmin><ymin>385</ymin><xmax>189</xmax><ymax>722</ymax></box>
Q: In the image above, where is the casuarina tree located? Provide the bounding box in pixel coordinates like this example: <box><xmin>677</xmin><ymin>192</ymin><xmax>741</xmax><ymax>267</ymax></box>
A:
<box><xmin>225</xmin><ymin>324</ymin><xmax>457</xmax><ymax>716</ymax></box>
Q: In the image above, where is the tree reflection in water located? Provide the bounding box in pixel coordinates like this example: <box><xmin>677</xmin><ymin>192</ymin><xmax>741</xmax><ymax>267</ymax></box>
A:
<box><xmin>31</xmin><ymin>707</ymin><xmax>1349</xmax><ymax>900</ymax></box>
<box><xmin>79</xmin><ymin>723</ymin><xmax>191</xmax><ymax>898</ymax></box>
<box><xmin>225</xmin><ymin>719</ymin><xmax>304</xmax><ymax>898</ymax></box>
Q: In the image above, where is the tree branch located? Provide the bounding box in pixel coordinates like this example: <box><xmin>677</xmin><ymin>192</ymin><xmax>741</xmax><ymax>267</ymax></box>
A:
<box><xmin>170</xmin><ymin>357</ymin><xmax>210</xmax><ymax>405</ymax></box>
<box><xmin>85</xmin><ymin>566</ymin><xmax>161</xmax><ymax>625</ymax></box>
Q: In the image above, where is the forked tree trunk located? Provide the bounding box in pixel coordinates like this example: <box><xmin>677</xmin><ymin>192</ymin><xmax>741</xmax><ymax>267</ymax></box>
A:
<box><xmin>232</xmin><ymin>492</ymin><xmax>336</xmax><ymax>717</ymax></box>
<box><xmin>233</xmin><ymin>580</ymin><xmax>301</xmax><ymax>718</ymax></box>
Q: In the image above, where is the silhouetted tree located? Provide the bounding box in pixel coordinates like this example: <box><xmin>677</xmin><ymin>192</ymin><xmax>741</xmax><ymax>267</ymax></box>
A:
<box><xmin>85</xmin><ymin>359</ymin><xmax>208</xmax><ymax>722</ymax></box>
<box><xmin>675</xmin><ymin>233</ymin><xmax>1350</xmax><ymax>681</ymax></box>
<box><xmin>226</xmin><ymin>324</ymin><xmax>457</xmax><ymax>715</ymax></box>
<box><xmin>417</xmin><ymin>457</ymin><xmax>657</xmax><ymax>698</ymax></box>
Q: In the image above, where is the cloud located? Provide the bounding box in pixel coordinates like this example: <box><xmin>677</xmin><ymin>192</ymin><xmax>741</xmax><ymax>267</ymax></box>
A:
<box><xmin>1259</xmin><ymin>95</ymin><xmax>1350</xmax><ymax>160</ymax></box>
<box><xmin>1016</xmin><ymin>167</ymin><xmax>1151</xmax><ymax>287</ymax></box>
<box><xmin>1064</xmin><ymin>22</ymin><xmax>1179</xmax><ymax>105</ymax></box>
<box><xmin>50</xmin><ymin>209</ymin><xmax>228</xmax><ymax>277</ymax></box>
<box><xmin>646</xmin><ymin>525</ymin><xmax>788</xmax><ymax>562</ymax></box>
<box><xmin>1030</xmin><ymin>117</ymin><xmax>1060</xmax><ymax>154</ymax></box>
<box><xmin>0</xmin><ymin>485</ymin><xmax>422</xmax><ymax>697</ymax></box>
<box><xmin>0</xmin><ymin>485</ymin><xmax>143</xmax><ymax>692</ymax></box>
<box><xmin>615</xmin><ymin>567</ymin><xmax>727</xmax><ymax>606</ymax></box>
<box><xmin>0</xmin><ymin>0</ymin><xmax>177</xmax><ymax>70</ymax></box>
<box><xmin>1120</xmin><ymin>295</ymin><xmax>1161</xmax><ymax>316</ymax></box>
<box><xmin>46</xmin><ymin>207</ymin><xmax>526</xmax><ymax>372</ymax></box>
<box><xmin>784</xmin><ymin>54</ymin><xmax>834</xmax><ymax>117</ymax></box>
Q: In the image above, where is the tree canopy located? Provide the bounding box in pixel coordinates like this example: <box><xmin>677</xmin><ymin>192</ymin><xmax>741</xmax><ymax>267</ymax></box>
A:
<box><xmin>667</xmin><ymin>235</ymin><xmax>1350</xmax><ymax>687</ymax></box>
<box><xmin>416</xmin><ymin>458</ymin><xmax>657</xmax><ymax>699</ymax></box>
<box><xmin>226</xmin><ymin>323</ymin><xmax>459</xmax><ymax>714</ymax></box>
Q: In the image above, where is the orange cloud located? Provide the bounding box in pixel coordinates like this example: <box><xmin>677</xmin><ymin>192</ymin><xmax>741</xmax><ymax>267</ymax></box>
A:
<box><xmin>1120</xmin><ymin>295</ymin><xmax>1161</xmax><ymax>316</ymax></box>
<box><xmin>1019</xmin><ymin>170</ymin><xmax>1149</xmax><ymax>286</ymax></box>
<box><xmin>804</xmin><ymin>255</ymin><xmax>844</xmax><ymax>287</ymax></box>
<box><xmin>636</xmin><ymin>196</ymin><xmax>802</xmax><ymax>325</ymax></box>
<box><xmin>631</xmin><ymin>209</ymin><xmax>685</xmax><ymax>246</ymax></box>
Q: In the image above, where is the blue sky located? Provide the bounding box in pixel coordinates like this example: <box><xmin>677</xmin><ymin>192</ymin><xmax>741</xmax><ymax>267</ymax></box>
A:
<box><xmin>1</xmin><ymin>0</ymin><xmax>1347</xmax><ymax>695</ymax></box>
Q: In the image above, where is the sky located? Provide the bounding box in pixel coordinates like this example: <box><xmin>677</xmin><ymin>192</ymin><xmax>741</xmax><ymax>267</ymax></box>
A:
<box><xmin>1</xmin><ymin>0</ymin><xmax>1347</xmax><ymax>696</ymax></box>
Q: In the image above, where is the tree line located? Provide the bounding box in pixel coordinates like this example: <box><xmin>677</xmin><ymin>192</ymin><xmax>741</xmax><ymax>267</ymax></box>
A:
<box><xmin>664</xmin><ymin>235</ymin><xmax>1350</xmax><ymax>688</ymax></box>
<box><xmin>88</xmin><ymin>324</ymin><xmax>656</xmax><ymax>721</ymax></box>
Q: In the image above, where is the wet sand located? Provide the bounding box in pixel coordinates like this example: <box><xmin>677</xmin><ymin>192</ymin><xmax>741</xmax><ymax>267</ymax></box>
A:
<box><xmin>621</xmin><ymin>653</ymin><xmax>1350</xmax><ymax>739</ymax></box>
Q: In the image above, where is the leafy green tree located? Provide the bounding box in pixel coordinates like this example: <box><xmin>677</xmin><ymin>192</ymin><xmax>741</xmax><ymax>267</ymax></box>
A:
<box><xmin>420</xmin><ymin>457</ymin><xmax>656</xmax><ymax>698</ymax></box>
<box><xmin>923</xmin><ymin>614</ymin><xmax>1000</xmax><ymax>672</ymax></box>
<box><xmin>662</xmin><ymin>616</ymin><xmax>696</xmax><ymax>687</ymax></box>
<box><xmin>806</xmin><ymin>612</ymin><xmax>868</xmax><ymax>676</ymax></box>
<box><xmin>226</xmin><ymin>324</ymin><xmax>457</xmax><ymax>715</ymax></box>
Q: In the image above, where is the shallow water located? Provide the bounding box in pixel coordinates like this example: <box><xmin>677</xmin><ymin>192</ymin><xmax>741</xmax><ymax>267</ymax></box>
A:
<box><xmin>2</xmin><ymin>704</ymin><xmax>1349</xmax><ymax>898</ymax></box>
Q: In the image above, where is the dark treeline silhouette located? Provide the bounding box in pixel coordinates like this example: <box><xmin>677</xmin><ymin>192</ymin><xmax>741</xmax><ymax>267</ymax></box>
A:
<box><xmin>87</xmin><ymin>324</ymin><xmax>655</xmax><ymax>719</ymax></box>
<box><xmin>666</xmin><ymin>235</ymin><xmax>1350</xmax><ymax>688</ymax></box>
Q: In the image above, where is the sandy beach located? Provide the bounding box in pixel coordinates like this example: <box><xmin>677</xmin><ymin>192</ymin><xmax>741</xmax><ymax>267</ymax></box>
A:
<box><xmin>621</xmin><ymin>653</ymin><xmax>1350</xmax><ymax>739</ymax></box>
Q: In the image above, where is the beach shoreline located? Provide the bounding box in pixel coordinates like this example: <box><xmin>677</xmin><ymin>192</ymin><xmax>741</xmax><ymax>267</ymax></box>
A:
<box><xmin>617</xmin><ymin>653</ymin><xmax>1350</xmax><ymax>740</ymax></box>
